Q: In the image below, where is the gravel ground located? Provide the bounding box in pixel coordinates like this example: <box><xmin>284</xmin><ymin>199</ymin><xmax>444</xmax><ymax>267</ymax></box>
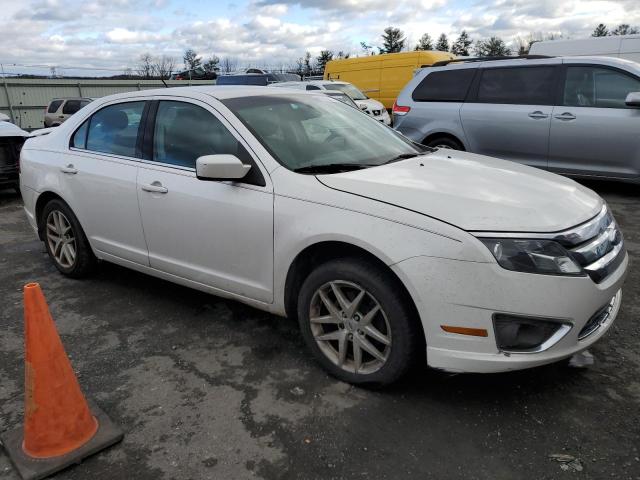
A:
<box><xmin>1</xmin><ymin>180</ymin><xmax>639</xmax><ymax>480</ymax></box>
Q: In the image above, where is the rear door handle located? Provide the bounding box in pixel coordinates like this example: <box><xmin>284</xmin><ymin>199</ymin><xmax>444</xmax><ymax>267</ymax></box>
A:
<box><xmin>60</xmin><ymin>164</ymin><xmax>77</xmax><ymax>174</ymax></box>
<box><xmin>528</xmin><ymin>111</ymin><xmax>549</xmax><ymax>119</ymax></box>
<box><xmin>554</xmin><ymin>112</ymin><xmax>576</xmax><ymax>121</ymax></box>
<box><xmin>141</xmin><ymin>181</ymin><xmax>168</xmax><ymax>194</ymax></box>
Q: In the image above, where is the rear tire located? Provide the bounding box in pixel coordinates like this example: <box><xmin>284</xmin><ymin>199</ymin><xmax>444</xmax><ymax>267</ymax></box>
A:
<box><xmin>41</xmin><ymin>199</ymin><xmax>95</xmax><ymax>278</ymax></box>
<box><xmin>297</xmin><ymin>258</ymin><xmax>422</xmax><ymax>387</ymax></box>
<box><xmin>426</xmin><ymin>136</ymin><xmax>463</xmax><ymax>150</ymax></box>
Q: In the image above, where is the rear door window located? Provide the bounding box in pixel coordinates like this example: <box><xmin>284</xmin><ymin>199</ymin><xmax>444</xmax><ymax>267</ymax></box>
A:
<box><xmin>563</xmin><ymin>66</ymin><xmax>640</xmax><ymax>108</ymax></box>
<box><xmin>47</xmin><ymin>100</ymin><xmax>63</xmax><ymax>113</ymax></box>
<box><xmin>86</xmin><ymin>101</ymin><xmax>145</xmax><ymax>157</ymax></box>
<box><xmin>62</xmin><ymin>100</ymin><xmax>83</xmax><ymax>115</ymax></box>
<box><xmin>477</xmin><ymin>66</ymin><xmax>556</xmax><ymax>105</ymax></box>
<box><xmin>412</xmin><ymin>69</ymin><xmax>476</xmax><ymax>102</ymax></box>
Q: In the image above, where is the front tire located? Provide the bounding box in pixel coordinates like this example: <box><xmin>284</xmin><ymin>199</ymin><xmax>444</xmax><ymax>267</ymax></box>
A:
<box><xmin>425</xmin><ymin>136</ymin><xmax>463</xmax><ymax>150</ymax></box>
<box><xmin>41</xmin><ymin>199</ymin><xmax>95</xmax><ymax>278</ymax></box>
<box><xmin>297</xmin><ymin>258</ymin><xmax>421</xmax><ymax>386</ymax></box>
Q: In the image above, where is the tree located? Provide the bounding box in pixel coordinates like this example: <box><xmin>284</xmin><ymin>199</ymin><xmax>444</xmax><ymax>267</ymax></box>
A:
<box><xmin>303</xmin><ymin>51</ymin><xmax>312</xmax><ymax>76</ymax></box>
<box><xmin>336</xmin><ymin>51</ymin><xmax>350</xmax><ymax>59</ymax></box>
<box><xmin>474</xmin><ymin>37</ymin><xmax>511</xmax><ymax>56</ymax></box>
<box><xmin>316</xmin><ymin>50</ymin><xmax>334</xmax><ymax>74</ymax></box>
<box><xmin>220</xmin><ymin>57</ymin><xmax>238</xmax><ymax>74</ymax></box>
<box><xmin>612</xmin><ymin>24</ymin><xmax>639</xmax><ymax>35</ymax></box>
<box><xmin>414</xmin><ymin>33</ymin><xmax>433</xmax><ymax>51</ymax></box>
<box><xmin>136</xmin><ymin>52</ymin><xmax>154</xmax><ymax>79</ymax></box>
<box><xmin>203</xmin><ymin>55</ymin><xmax>220</xmax><ymax>73</ymax></box>
<box><xmin>451</xmin><ymin>31</ymin><xmax>472</xmax><ymax>56</ymax></box>
<box><xmin>153</xmin><ymin>55</ymin><xmax>175</xmax><ymax>79</ymax></box>
<box><xmin>592</xmin><ymin>24</ymin><xmax>609</xmax><ymax>37</ymax></box>
<box><xmin>435</xmin><ymin>33</ymin><xmax>449</xmax><ymax>52</ymax></box>
<box><xmin>360</xmin><ymin>41</ymin><xmax>373</xmax><ymax>55</ymax></box>
<box><xmin>381</xmin><ymin>27</ymin><xmax>405</xmax><ymax>53</ymax></box>
<box><xmin>183</xmin><ymin>48</ymin><xmax>201</xmax><ymax>70</ymax></box>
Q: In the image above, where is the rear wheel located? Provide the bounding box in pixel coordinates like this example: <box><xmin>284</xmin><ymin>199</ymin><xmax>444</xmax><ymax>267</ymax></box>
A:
<box><xmin>41</xmin><ymin>199</ymin><xmax>95</xmax><ymax>278</ymax></box>
<box><xmin>426</xmin><ymin>136</ymin><xmax>463</xmax><ymax>150</ymax></box>
<box><xmin>297</xmin><ymin>258</ymin><xmax>421</xmax><ymax>386</ymax></box>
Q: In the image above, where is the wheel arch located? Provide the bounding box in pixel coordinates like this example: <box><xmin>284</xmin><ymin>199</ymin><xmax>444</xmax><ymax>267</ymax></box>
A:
<box><xmin>34</xmin><ymin>191</ymin><xmax>68</xmax><ymax>240</ymax></box>
<box><xmin>283</xmin><ymin>241</ymin><xmax>424</xmax><ymax>347</ymax></box>
<box><xmin>422</xmin><ymin>132</ymin><xmax>466</xmax><ymax>150</ymax></box>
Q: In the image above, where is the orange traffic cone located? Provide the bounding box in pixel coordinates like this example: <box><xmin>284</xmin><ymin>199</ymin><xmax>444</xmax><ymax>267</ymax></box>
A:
<box><xmin>1</xmin><ymin>283</ymin><xmax>123</xmax><ymax>480</ymax></box>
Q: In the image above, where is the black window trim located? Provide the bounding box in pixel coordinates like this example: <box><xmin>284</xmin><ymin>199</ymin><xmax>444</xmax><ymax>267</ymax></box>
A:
<box><xmin>68</xmin><ymin>99</ymin><xmax>148</xmax><ymax>161</ymax></box>
<box><xmin>466</xmin><ymin>64</ymin><xmax>562</xmax><ymax>106</ymax></box>
<box><xmin>411</xmin><ymin>67</ymin><xmax>479</xmax><ymax>103</ymax></box>
<box><xmin>557</xmin><ymin>62</ymin><xmax>640</xmax><ymax>109</ymax></box>
<box><xmin>144</xmin><ymin>97</ymin><xmax>267</xmax><ymax>187</ymax></box>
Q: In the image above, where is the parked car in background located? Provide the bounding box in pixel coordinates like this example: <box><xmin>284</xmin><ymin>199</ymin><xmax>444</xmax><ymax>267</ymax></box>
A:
<box><xmin>0</xmin><ymin>113</ymin><xmax>28</xmax><ymax>192</ymax></box>
<box><xmin>271</xmin><ymin>80</ymin><xmax>391</xmax><ymax>124</ymax></box>
<box><xmin>319</xmin><ymin>90</ymin><xmax>359</xmax><ymax>108</ymax></box>
<box><xmin>216</xmin><ymin>73</ymin><xmax>300</xmax><ymax>86</ymax></box>
<box><xmin>529</xmin><ymin>34</ymin><xmax>640</xmax><ymax>63</ymax></box>
<box><xmin>170</xmin><ymin>67</ymin><xmax>217</xmax><ymax>80</ymax></box>
<box><xmin>324</xmin><ymin>50</ymin><xmax>455</xmax><ymax>110</ymax></box>
<box><xmin>20</xmin><ymin>86</ymin><xmax>627</xmax><ymax>386</ymax></box>
<box><xmin>44</xmin><ymin>98</ymin><xmax>93</xmax><ymax>127</ymax></box>
<box><xmin>394</xmin><ymin>56</ymin><xmax>640</xmax><ymax>183</ymax></box>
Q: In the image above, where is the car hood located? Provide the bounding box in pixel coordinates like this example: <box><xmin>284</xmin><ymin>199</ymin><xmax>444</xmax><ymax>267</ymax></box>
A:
<box><xmin>355</xmin><ymin>98</ymin><xmax>385</xmax><ymax>112</ymax></box>
<box><xmin>317</xmin><ymin>150</ymin><xmax>603</xmax><ymax>232</ymax></box>
<box><xmin>0</xmin><ymin>121</ymin><xmax>28</xmax><ymax>138</ymax></box>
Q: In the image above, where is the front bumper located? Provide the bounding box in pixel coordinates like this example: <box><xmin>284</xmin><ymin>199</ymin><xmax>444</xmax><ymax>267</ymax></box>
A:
<box><xmin>391</xmin><ymin>252</ymin><xmax>628</xmax><ymax>373</ymax></box>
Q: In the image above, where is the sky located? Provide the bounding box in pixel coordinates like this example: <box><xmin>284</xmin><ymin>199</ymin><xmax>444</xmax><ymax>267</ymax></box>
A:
<box><xmin>0</xmin><ymin>0</ymin><xmax>638</xmax><ymax>76</ymax></box>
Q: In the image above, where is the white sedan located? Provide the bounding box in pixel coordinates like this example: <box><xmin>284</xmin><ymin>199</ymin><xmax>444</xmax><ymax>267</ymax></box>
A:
<box><xmin>19</xmin><ymin>86</ymin><xmax>627</xmax><ymax>385</ymax></box>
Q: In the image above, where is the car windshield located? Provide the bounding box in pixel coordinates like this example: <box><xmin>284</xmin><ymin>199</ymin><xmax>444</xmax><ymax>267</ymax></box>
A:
<box><xmin>323</xmin><ymin>83</ymin><xmax>368</xmax><ymax>100</ymax></box>
<box><xmin>223</xmin><ymin>94</ymin><xmax>422</xmax><ymax>172</ymax></box>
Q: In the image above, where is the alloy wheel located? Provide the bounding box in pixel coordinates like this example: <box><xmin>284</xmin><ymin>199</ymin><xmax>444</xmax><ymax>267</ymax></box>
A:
<box><xmin>46</xmin><ymin>210</ymin><xmax>77</xmax><ymax>269</ymax></box>
<box><xmin>309</xmin><ymin>280</ymin><xmax>392</xmax><ymax>375</ymax></box>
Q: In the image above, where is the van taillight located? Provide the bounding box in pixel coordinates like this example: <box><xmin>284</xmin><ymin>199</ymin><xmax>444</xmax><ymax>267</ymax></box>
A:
<box><xmin>392</xmin><ymin>101</ymin><xmax>410</xmax><ymax>116</ymax></box>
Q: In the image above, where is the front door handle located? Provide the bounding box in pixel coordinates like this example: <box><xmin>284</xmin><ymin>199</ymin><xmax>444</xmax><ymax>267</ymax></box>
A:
<box><xmin>60</xmin><ymin>164</ymin><xmax>78</xmax><ymax>174</ymax></box>
<box><xmin>58</xmin><ymin>115</ymin><xmax>65</xmax><ymax>119</ymax></box>
<box><xmin>141</xmin><ymin>181</ymin><xmax>168</xmax><ymax>194</ymax></box>
<box><xmin>554</xmin><ymin>112</ymin><xmax>576</xmax><ymax>121</ymax></box>
<box><xmin>528</xmin><ymin>111</ymin><xmax>549</xmax><ymax>119</ymax></box>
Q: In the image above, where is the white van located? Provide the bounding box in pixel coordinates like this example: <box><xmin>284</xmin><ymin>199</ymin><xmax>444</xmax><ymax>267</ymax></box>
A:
<box><xmin>530</xmin><ymin>35</ymin><xmax>640</xmax><ymax>63</ymax></box>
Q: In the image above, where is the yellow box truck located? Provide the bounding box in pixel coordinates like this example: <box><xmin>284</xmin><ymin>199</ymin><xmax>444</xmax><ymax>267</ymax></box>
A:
<box><xmin>324</xmin><ymin>51</ymin><xmax>455</xmax><ymax>110</ymax></box>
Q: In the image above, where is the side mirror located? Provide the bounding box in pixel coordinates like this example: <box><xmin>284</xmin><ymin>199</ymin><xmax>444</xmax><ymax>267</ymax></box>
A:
<box><xmin>0</xmin><ymin>113</ymin><xmax>10</xmax><ymax>122</ymax></box>
<box><xmin>625</xmin><ymin>92</ymin><xmax>640</xmax><ymax>108</ymax></box>
<box><xmin>195</xmin><ymin>154</ymin><xmax>251</xmax><ymax>181</ymax></box>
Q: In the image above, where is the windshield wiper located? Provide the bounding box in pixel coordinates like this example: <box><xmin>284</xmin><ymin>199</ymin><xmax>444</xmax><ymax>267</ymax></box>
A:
<box><xmin>294</xmin><ymin>163</ymin><xmax>376</xmax><ymax>174</ymax></box>
<box><xmin>382</xmin><ymin>150</ymin><xmax>432</xmax><ymax>165</ymax></box>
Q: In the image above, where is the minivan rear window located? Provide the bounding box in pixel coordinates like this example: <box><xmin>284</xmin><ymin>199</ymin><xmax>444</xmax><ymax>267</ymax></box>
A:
<box><xmin>477</xmin><ymin>66</ymin><xmax>556</xmax><ymax>105</ymax></box>
<box><xmin>412</xmin><ymin>69</ymin><xmax>476</xmax><ymax>102</ymax></box>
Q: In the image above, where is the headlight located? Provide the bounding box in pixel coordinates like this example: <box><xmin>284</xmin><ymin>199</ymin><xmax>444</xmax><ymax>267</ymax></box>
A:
<box><xmin>480</xmin><ymin>238</ymin><xmax>583</xmax><ymax>276</ymax></box>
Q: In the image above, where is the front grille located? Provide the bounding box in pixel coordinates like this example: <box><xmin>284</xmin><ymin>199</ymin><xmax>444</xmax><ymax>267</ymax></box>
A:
<box><xmin>555</xmin><ymin>206</ymin><xmax>626</xmax><ymax>283</ymax></box>
<box><xmin>579</xmin><ymin>294</ymin><xmax>617</xmax><ymax>340</ymax></box>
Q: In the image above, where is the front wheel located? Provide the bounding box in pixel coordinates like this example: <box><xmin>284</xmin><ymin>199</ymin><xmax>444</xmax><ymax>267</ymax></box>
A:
<box><xmin>297</xmin><ymin>258</ymin><xmax>422</xmax><ymax>386</ymax></box>
<box><xmin>425</xmin><ymin>137</ymin><xmax>463</xmax><ymax>150</ymax></box>
<box><xmin>41</xmin><ymin>199</ymin><xmax>95</xmax><ymax>278</ymax></box>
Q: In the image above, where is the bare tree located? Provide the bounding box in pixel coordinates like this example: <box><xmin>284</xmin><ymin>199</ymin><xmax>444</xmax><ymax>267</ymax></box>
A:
<box><xmin>153</xmin><ymin>55</ymin><xmax>175</xmax><ymax>79</ymax></box>
<box><xmin>123</xmin><ymin>67</ymin><xmax>133</xmax><ymax>78</ymax></box>
<box><xmin>220</xmin><ymin>57</ymin><xmax>238</xmax><ymax>74</ymax></box>
<box><xmin>137</xmin><ymin>53</ymin><xmax>154</xmax><ymax>79</ymax></box>
<box><xmin>203</xmin><ymin>55</ymin><xmax>220</xmax><ymax>73</ymax></box>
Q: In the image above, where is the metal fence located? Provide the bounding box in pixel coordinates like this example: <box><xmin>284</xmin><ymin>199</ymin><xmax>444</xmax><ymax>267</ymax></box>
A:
<box><xmin>0</xmin><ymin>78</ymin><xmax>214</xmax><ymax>130</ymax></box>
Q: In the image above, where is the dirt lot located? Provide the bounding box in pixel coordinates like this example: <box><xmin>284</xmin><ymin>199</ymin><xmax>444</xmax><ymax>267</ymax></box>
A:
<box><xmin>1</xmin><ymin>181</ymin><xmax>639</xmax><ymax>480</ymax></box>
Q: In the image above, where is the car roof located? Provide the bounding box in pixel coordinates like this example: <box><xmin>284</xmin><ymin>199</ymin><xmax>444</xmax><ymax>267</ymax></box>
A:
<box><xmin>90</xmin><ymin>86</ymin><xmax>315</xmax><ymax>104</ymax></box>
<box><xmin>424</xmin><ymin>55</ymin><xmax>639</xmax><ymax>71</ymax></box>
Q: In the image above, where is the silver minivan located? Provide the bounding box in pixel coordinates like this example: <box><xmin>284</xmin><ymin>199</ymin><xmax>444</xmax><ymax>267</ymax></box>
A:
<box><xmin>393</xmin><ymin>56</ymin><xmax>640</xmax><ymax>182</ymax></box>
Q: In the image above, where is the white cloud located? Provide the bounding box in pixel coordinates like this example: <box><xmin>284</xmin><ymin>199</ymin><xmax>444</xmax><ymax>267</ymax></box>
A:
<box><xmin>0</xmin><ymin>0</ymin><xmax>639</xmax><ymax>75</ymax></box>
